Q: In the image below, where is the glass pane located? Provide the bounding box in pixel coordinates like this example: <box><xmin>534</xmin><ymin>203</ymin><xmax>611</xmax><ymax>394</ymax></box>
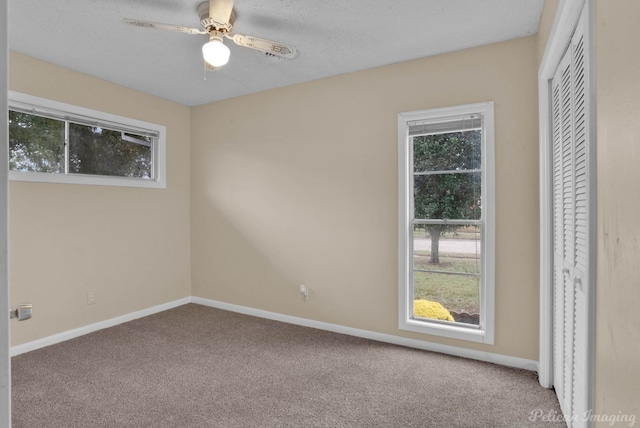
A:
<box><xmin>414</xmin><ymin>172</ymin><xmax>481</xmax><ymax>220</ymax></box>
<box><xmin>68</xmin><ymin>123</ymin><xmax>152</xmax><ymax>178</ymax></box>
<box><xmin>413</xmin><ymin>223</ymin><xmax>481</xmax><ymax>326</ymax></box>
<box><xmin>413</xmin><ymin>130</ymin><xmax>481</xmax><ymax>173</ymax></box>
<box><xmin>413</xmin><ymin>271</ymin><xmax>480</xmax><ymax>325</ymax></box>
<box><xmin>8</xmin><ymin>111</ymin><xmax>65</xmax><ymax>173</ymax></box>
<box><xmin>413</xmin><ymin>224</ymin><xmax>481</xmax><ymax>274</ymax></box>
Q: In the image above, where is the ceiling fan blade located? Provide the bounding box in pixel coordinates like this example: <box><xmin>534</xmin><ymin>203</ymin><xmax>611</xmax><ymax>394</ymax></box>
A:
<box><xmin>208</xmin><ymin>0</ymin><xmax>235</xmax><ymax>26</ymax></box>
<box><xmin>122</xmin><ymin>18</ymin><xmax>207</xmax><ymax>35</ymax></box>
<box><xmin>230</xmin><ymin>34</ymin><xmax>297</xmax><ymax>59</ymax></box>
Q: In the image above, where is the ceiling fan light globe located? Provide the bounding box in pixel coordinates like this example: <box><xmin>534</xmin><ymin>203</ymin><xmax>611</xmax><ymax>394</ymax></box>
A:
<box><xmin>202</xmin><ymin>38</ymin><xmax>230</xmax><ymax>67</ymax></box>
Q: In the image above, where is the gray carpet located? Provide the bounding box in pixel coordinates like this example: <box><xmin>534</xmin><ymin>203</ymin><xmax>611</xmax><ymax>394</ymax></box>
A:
<box><xmin>12</xmin><ymin>304</ymin><xmax>564</xmax><ymax>427</ymax></box>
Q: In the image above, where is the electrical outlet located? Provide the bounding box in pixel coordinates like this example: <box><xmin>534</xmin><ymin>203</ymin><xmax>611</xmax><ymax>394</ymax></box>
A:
<box><xmin>87</xmin><ymin>292</ymin><xmax>96</xmax><ymax>305</ymax></box>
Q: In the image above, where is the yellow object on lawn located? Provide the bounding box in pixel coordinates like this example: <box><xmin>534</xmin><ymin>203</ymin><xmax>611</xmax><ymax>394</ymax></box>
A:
<box><xmin>413</xmin><ymin>299</ymin><xmax>455</xmax><ymax>322</ymax></box>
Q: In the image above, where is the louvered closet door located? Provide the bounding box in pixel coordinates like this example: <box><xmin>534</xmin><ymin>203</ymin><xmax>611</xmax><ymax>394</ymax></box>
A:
<box><xmin>570</xmin><ymin>13</ymin><xmax>590</xmax><ymax>426</ymax></box>
<box><xmin>551</xmin><ymin>50</ymin><xmax>569</xmax><ymax>415</ymax></box>
<box><xmin>550</xmin><ymin>7</ymin><xmax>591</xmax><ymax>428</ymax></box>
<box><xmin>552</xmin><ymin>47</ymin><xmax>574</xmax><ymax>422</ymax></box>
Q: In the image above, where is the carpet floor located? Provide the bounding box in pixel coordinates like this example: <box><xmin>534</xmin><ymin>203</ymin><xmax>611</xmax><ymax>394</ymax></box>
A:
<box><xmin>11</xmin><ymin>304</ymin><xmax>565</xmax><ymax>427</ymax></box>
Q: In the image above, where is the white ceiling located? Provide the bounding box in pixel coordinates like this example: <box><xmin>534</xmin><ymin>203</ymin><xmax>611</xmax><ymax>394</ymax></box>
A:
<box><xmin>9</xmin><ymin>0</ymin><xmax>544</xmax><ymax>107</ymax></box>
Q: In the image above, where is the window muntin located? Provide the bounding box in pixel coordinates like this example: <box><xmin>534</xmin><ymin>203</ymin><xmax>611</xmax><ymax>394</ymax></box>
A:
<box><xmin>398</xmin><ymin>102</ymin><xmax>494</xmax><ymax>344</ymax></box>
<box><xmin>7</xmin><ymin>91</ymin><xmax>166</xmax><ymax>188</ymax></box>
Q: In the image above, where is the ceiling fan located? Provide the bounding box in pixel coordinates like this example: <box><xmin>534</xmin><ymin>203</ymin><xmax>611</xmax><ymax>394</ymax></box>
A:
<box><xmin>123</xmin><ymin>0</ymin><xmax>297</xmax><ymax>69</ymax></box>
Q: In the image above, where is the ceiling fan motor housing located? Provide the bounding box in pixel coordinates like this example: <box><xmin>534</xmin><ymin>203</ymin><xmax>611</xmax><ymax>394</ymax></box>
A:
<box><xmin>198</xmin><ymin>1</ymin><xmax>236</xmax><ymax>33</ymax></box>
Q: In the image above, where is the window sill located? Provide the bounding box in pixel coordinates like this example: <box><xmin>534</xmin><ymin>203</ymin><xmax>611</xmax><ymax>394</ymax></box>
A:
<box><xmin>9</xmin><ymin>170</ymin><xmax>166</xmax><ymax>189</ymax></box>
<box><xmin>399</xmin><ymin>317</ymin><xmax>494</xmax><ymax>344</ymax></box>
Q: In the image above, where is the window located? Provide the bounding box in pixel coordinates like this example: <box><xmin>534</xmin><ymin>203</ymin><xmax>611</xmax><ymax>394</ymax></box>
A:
<box><xmin>8</xmin><ymin>91</ymin><xmax>166</xmax><ymax>188</ymax></box>
<box><xmin>398</xmin><ymin>102</ymin><xmax>495</xmax><ymax>343</ymax></box>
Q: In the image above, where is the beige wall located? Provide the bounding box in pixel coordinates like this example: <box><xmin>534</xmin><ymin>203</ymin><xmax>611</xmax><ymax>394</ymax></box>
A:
<box><xmin>191</xmin><ymin>36</ymin><xmax>540</xmax><ymax>359</ymax></box>
<box><xmin>594</xmin><ymin>0</ymin><xmax>640</xmax><ymax>419</ymax></box>
<box><xmin>8</xmin><ymin>52</ymin><xmax>192</xmax><ymax>345</ymax></box>
<box><xmin>536</xmin><ymin>0</ymin><xmax>560</xmax><ymax>65</ymax></box>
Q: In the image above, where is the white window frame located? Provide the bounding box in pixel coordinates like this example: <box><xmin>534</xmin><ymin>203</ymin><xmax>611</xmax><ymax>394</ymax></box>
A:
<box><xmin>398</xmin><ymin>101</ymin><xmax>495</xmax><ymax>344</ymax></box>
<box><xmin>8</xmin><ymin>91</ymin><xmax>166</xmax><ymax>189</ymax></box>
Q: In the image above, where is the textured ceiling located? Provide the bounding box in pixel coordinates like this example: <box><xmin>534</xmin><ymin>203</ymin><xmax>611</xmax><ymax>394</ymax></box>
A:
<box><xmin>8</xmin><ymin>0</ymin><xmax>544</xmax><ymax>106</ymax></box>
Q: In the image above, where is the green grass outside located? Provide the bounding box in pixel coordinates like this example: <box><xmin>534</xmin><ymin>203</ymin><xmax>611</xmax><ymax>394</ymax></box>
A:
<box><xmin>413</xmin><ymin>254</ymin><xmax>480</xmax><ymax>314</ymax></box>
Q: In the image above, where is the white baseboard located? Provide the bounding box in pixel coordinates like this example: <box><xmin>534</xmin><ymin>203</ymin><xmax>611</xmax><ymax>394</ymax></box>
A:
<box><xmin>192</xmin><ymin>297</ymin><xmax>539</xmax><ymax>372</ymax></box>
<box><xmin>11</xmin><ymin>295</ymin><xmax>539</xmax><ymax>372</ymax></box>
<box><xmin>10</xmin><ymin>297</ymin><xmax>192</xmax><ymax>357</ymax></box>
